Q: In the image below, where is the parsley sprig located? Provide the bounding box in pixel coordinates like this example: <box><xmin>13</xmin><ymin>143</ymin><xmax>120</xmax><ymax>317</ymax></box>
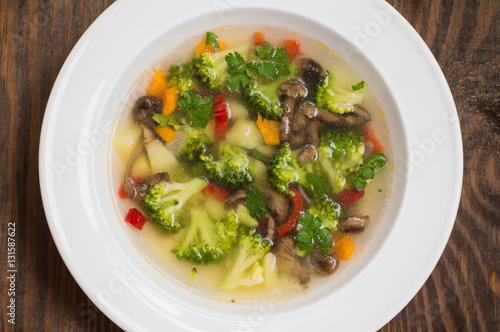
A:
<box><xmin>351</xmin><ymin>152</ymin><xmax>388</xmax><ymax>190</ymax></box>
<box><xmin>245</xmin><ymin>186</ymin><xmax>269</xmax><ymax>220</ymax></box>
<box><xmin>177</xmin><ymin>90</ymin><xmax>214</xmax><ymax>128</ymax></box>
<box><xmin>205</xmin><ymin>32</ymin><xmax>220</xmax><ymax>51</ymax></box>
<box><xmin>295</xmin><ymin>211</ymin><xmax>333</xmax><ymax>256</ymax></box>
<box><xmin>225</xmin><ymin>42</ymin><xmax>291</xmax><ymax>91</ymax></box>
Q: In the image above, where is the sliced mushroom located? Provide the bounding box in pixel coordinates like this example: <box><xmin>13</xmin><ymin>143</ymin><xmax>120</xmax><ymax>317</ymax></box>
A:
<box><xmin>278</xmin><ymin>80</ymin><xmax>308</xmax><ymax>142</ymax></box>
<box><xmin>265</xmin><ymin>215</ymin><xmax>275</xmax><ymax>244</ymax></box>
<box><xmin>307</xmin><ymin>119</ymin><xmax>321</xmax><ymax>147</ymax></box>
<box><xmin>297</xmin><ymin>58</ymin><xmax>323</xmax><ymax>88</ymax></box>
<box><xmin>262</xmin><ymin>189</ymin><xmax>290</xmax><ymax>225</ymax></box>
<box><xmin>274</xmin><ymin>237</ymin><xmax>310</xmax><ymax>284</ymax></box>
<box><xmin>298</xmin><ymin>144</ymin><xmax>317</xmax><ymax>164</ymax></box>
<box><xmin>224</xmin><ymin>190</ymin><xmax>247</xmax><ymax>209</ymax></box>
<box><xmin>289</xmin><ymin>102</ymin><xmax>320</xmax><ymax>150</ymax></box>
<box><xmin>132</xmin><ymin>96</ymin><xmax>163</xmax><ymax>129</ymax></box>
<box><xmin>309</xmin><ymin>250</ymin><xmax>339</xmax><ymax>276</ymax></box>
<box><xmin>338</xmin><ymin>216</ymin><xmax>369</xmax><ymax>232</ymax></box>
<box><xmin>316</xmin><ymin>106</ymin><xmax>371</xmax><ymax>127</ymax></box>
<box><xmin>123</xmin><ymin>138</ymin><xmax>146</xmax><ymax>199</ymax></box>
<box><xmin>135</xmin><ymin>172</ymin><xmax>170</xmax><ymax>198</ymax></box>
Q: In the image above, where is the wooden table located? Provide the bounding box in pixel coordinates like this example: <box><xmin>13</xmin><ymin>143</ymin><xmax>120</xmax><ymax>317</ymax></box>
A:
<box><xmin>1</xmin><ymin>0</ymin><xmax>498</xmax><ymax>330</ymax></box>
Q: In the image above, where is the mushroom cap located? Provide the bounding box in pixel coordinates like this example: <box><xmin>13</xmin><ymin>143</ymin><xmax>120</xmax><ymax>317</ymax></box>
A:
<box><xmin>278</xmin><ymin>79</ymin><xmax>308</xmax><ymax>99</ymax></box>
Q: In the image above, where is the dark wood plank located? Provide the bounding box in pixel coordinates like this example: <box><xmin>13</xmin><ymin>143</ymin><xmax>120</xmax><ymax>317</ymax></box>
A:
<box><xmin>0</xmin><ymin>0</ymin><xmax>498</xmax><ymax>331</ymax></box>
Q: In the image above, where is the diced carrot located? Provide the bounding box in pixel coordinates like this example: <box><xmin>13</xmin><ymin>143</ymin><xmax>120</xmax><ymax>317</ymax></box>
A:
<box><xmin>147</xmin><ymin>70</ymin><xmax>168</xmax><ymax>98</ymax></box>
<box><xmin>162</xmin><ymin>86</ymin><xmax>178</xmax><ymax>116</ymax></box>
<box><xmin>331</xmin><ymin>235</ymin><xmax>356</xmax><ymax>261</ymax></box>
<box><xmin>195</xmin><ymin>39</ymin><xmax>227</xmax><ymax>56</ymax></box>
<box><xmin>155</xmin><ymin>125</ymin><xmax>176</xmax><ymax>142</ymax></box>
<box><xmin>284</xmin><ymin>40</ymin><xmax>300</xmax><ymax>60</ymax></box>
<box><xmin>254</xmin><ymin>32</ymin><xmax>265</xmax><ymax>46</ymax></box>
<box><xmin>363</xmin><ymin>127</ymin><xmax>384</xmax><ymax>153</ymax></box>
<box><xmin>256</xmin><ymin>114</ymin><xmax>280</xmax><ymax>145</ymax></box>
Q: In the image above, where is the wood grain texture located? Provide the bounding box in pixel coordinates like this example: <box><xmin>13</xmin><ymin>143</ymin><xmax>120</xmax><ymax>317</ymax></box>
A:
<box><xmin>0</xmin><ymin>0</ymin><xmax>498</xmax><ymax>331</ymax></box>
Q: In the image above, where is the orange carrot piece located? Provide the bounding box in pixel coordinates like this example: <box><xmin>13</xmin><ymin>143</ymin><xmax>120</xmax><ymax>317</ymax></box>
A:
<box><xmin>195</xmin><ymin>39</ymin><xmax>227</xmax><ymax>56</ymax></box>
<box><xmin>162</xmin><ymin>86</ymin><xmax>178</xmax><ymax>116</ymax></box>
<box><xmin>284</xmin><ymin>39</ymin><xmax>300</xmax><ymax>60</ymax></box>
<box><xmin>331</xmin><ymin>235</ymin><xmax>356</xmax><ymax>261</ymax></box>
<box><xmin>363</xmin><ymin>127</ymin><xmax>384</xmax><ymax>153</ymax></box>
<box><xmin>147</xmin><ymin>70</ymin><xmax>168</xmax><ymax>98</ymax></box>
<box><xmin>155</xmin><ymin>125</ymin><xmax>176</xmax><ymax>142</ymax></box>
<box><xmin>254</xmin><ymin>32</ymin><xmax>265</xmax><ymax>46</ymax></box>
<box><xmin>256</xmin><ymin>114</ymin><xmax>280</xmax><ymax>145</ymax></box>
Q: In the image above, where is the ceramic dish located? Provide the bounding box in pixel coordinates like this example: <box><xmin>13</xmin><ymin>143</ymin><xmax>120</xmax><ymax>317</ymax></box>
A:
<box><xmin>39</xmin><ymin>0</ymin><xmax>463</xmax><ymax>331</ymax></box>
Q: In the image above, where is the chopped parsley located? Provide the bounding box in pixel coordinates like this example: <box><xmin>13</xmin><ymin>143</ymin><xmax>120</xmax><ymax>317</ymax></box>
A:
<box><xmin>351</xmin><ymin>152</ymin><xmax>388</xmax><ymax>190</ymax></box>
<box><xmin>205</xmin><ymin>32</ymin><xmax>220</xmax><ymax>51</ymax></box>
<box><xmin>245</xmin><ymin>186</ymin><xmax>269</xmax><ymax>220</ymax></box>
<box><xmin>352</xmin><ymin>81</ymin><xmax>365</xmax><ymax>91</ymax></box>
<box><xmin>177</xmin><ymin>90</ymin><xmax>214</xmax><ymax>128</ymax></box>
<box><xmin>295</xmin><ymin>211</ymin><xmax>333</xmax><ymax>256</ymax></box>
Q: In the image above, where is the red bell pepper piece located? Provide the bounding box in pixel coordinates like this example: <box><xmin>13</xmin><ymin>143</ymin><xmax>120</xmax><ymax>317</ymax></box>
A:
<box><xmin>363</xmin><ymin>127</ymin><xmax>384</xmax><ymax>154</ymax></box>
<box><xmin>284</xmin><ymin>40</ymin><xmax>300</xmax><ymax>60</ymax></box>
<box><xmin>213</xmin><ymin>94</ymin><xmax>228</xmax><ymax>139</ymax></box>
<box><xmin>337</xmin><ymin>189</ymin><xmax>365</xmax><ymax>207</ymax></box>
<box><xmin>254</xmin><ymin>32</ymin><xmax>265</xmax><ymax>46</ymax></box>
<box><xmin>202</xmin><ymin>183</ymin><xmax>231</xmax><ymax>201</ymax></box>
<box><xmin>277</xmin><ymin>188</ymin><xmax>303</xmax><ymax>237</ymax></box>
<box><xmin>124</xmin><ymin>208</ymin><xmax>148</xmax><ymax>230</ymax></box>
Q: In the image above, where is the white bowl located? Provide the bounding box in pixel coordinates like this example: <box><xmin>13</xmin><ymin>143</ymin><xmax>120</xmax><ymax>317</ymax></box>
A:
<box><xmin>39</xmin><ymin>0</ymin><xmax>463</xmax><ymax>331</ymax></box>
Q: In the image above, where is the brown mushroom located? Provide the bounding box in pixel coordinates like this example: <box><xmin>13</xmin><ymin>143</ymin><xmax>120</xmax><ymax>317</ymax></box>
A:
<box><xmin>297</xmin><ymin>58</ymin><xmax>323</xmax><ymax>88</ymax></box>
<box><xmin>123</xmin><ymin>139</ymin><xmax>146</xmax><ymax>199</ymax></box>
<box><xmin>132</xmin><ymin>96</ymin><xmax>163</xmax><ymax>130</ymax></box>
<box><xmin>278</xmin><ymin>80</ymin><xmax>308</xmax><ymax>142</ymax></box>
<box><xmin>338</xmin><ymin>216</ymin><xmax>369</xmax><ymax>232</ymax></box>
<box><xmin>298</xmin><ymin>144</ymin><xmax>317</xmax><ymax>164</ymax></box>
<box><xmin>224</xmin><ymin>190</ymin><xmax>247</xmax><ymax>209</ymax></box>
<box><xmin>264</xmin><ymin>215</ymin><xmax>275</xmax><ymax>244</ymax></box>
<box><xmin>309</xmin><ymin>250</ymin><xmax>339</xmax><ymax>275</ymax></box>
<box><xmin>274</xmin><ymin>237</ymin><xmax>310</xmax><ymax>284</ymax></box>
<box><xmin>316</xmin><ymin>106</ymin><xmax>371</xmax><ymax>127</ymax></box>
<box><xmin>135</xmin><ymin>172</ymin><xmax>170</xmax><ymax>198</ymax></box>
<box><xmin>262</xmin><ymin>189</ymin><xmax>290</xmax><ymax>225</ymax></box>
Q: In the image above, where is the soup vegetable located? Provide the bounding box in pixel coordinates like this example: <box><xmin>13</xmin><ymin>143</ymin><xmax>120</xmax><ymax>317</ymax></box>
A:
<box><xmin>114</xmin><ymin>29</ymin><xmax>389</xmax><ymax>296</ymax></box>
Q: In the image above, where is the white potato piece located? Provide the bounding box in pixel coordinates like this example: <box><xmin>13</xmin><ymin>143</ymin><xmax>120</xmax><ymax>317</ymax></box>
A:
<box><xmin>112</xmin><ymin>124</ymin><xmax>142</xmax><ymax>161</ymax></box>
<box><xmin>146</xmin><ymin>139</ymin><xmax>179</xmax><ymax>174</ymax></box>
<box><xmin>226</xmin><ymin>119</ymin><xmax>264</xmax><ymax>149</ymax></box>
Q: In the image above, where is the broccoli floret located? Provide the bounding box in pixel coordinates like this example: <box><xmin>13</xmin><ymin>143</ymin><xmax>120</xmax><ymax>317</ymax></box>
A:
<box><xmin>167</xmin><ymin>62</ymin><xmax>197</xmax><ymax>96</ymax></box>
<box><xmin>177</xmin><ymin>128</ymin><xmax>213</xmax><ymax>162</ymax></box>
<box><xmin>317</xmin><ymin>127</ymin><xmax>365</xmax><ymax>194</ymax></box>
<box><xmin>308</xmin><ymin>196</ymin><xmax>343</xmax><ymax>231</ymax></box>
<box><xmin>268</xmin><ymin>142</ymin><xmax>312</xmax><ymax>196</ymax></box>
<box><xmin>243</xmin><ymin>63</ymin><xmax>298</xmax><ymax>120</ymax></box>
<box><xmin>315</xmin><ymin>70</ymin><xmax>365</xmax><ymax>114</ymax></box>
<box><xmin>141</xmin><ymin>178</ymin><xmax>208</xmax><ymax>232</ymax></box>
<box><xmin>220</xmin><ymin>227</ymin><xmax>271</xmax><ymax>290</ymax></box>
<box><xmin>194</xmin><ymin>44</ymin><xmax>251</xmax><ymax>91</ymax></box>
<box><xmin>172</xmin><ymin>209</ymin><xmax>239</xmax><ymax>265</ymax></box>
<box><xmin>204</xmin><ymin>143</ymin><xmax>254</xmax><ymax>190</ymax></box>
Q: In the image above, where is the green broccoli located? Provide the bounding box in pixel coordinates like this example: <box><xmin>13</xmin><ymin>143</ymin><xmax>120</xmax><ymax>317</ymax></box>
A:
<box><xmin>177</xmin><ymin>127</ymin><xmax>213</xmax><ymax>162</ymax></box>
<box><xmin>167</xmin><ymin>62</ymin><xmax>197</xmax><ymax>96</ymax></box>
<box><xmin>243</xmin><ymin>63</ymin><xmax>298</xmax><ymax>121</ymax></box>
<box><xmin>193</xmin><ymin>44</ymin><xmax>251</xmax><ymax>91</ymax></box>
<box><xmin>317</xmin><ymin>127</ymin><xmax>365</xmax><ymax>194</ymax></box>
<box><xmin>141</xmin><ymin>178</ymin><xmax>208</xmax><ymax>232</ymax></box>
<box><xmin>268</xmin><ymin>142</ymin><xmax>313</xmax><ymax>196</ymax></box>
<box><xmin>220</xmin><ymin>227</ymin><xmax>271</xmax><ymax>290</ymax></box>
<box><xmin>172</xmin><ymin>209</ymin><xmax>239</xmax><ymax>265</ymax></box>
<box><xmin>315</xmin><ymin>70</ymin><xmax>365</xmax><ymax>114</ymax></box>
<box><xmin>204</xmin><ymin>143</ymin><xmax>254</xmax><ymax>190</ymax></box>
<box><xmin>308</xmin><ymin>196</ymin><xmax>343</xmax><ymax>231</ymax></box>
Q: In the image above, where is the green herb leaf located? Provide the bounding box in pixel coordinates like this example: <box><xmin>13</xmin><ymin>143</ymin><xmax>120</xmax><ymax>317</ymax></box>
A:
<box><xmin>259</xmin><ymin>61</ymin><xmax>278</xmax><ymax>80</ymax></box>
<box><xmin>295</xmin><ymin>211</ymin><xmax>333</xmax><ymax>256</ymax></box>
<box><xmin>177</xmin><ymin>90</ymin><xmax>214</xmax><ymax>128</ymax></box>
<box><xmin>225</xmin><ymin>52</ymin><xmax>245</xmax><ymax>69</ymax></box>
<box><xmin>245</xmin><ymin>186</ymin><xmax>269</xmax><ymax>220</ymax></box>
<box><xmin>152</xmin><ymin>113</ymin><xmax>170</xmax><ymax>127</ymax></box>
<box><xmin>351</xmin><ymin>152</ymin><xmax>388</xmax><ymax>190</ymax></box>
<box><xmin>306</xmin><ymin>173</ymin><xmax>330</xmax><ymax>198</ymax></box>
<box><xmin>152</xmin><ymin>113</ymin><xmax>187</xmax><ymax>129</ymax></box>
<box><xmin>255</xmin><ymin>42</ymin><xmax>274</xmax><ymax>59</ymax></box>
<box><xmin>205</xmin><ymin>31</ymin><xmax>220</xmax><ymax>51</ymax></box>
<box><xmin>352</xmin><ymin>81</ymin><xmax>365</xmax><ymax>91</ymax></box>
